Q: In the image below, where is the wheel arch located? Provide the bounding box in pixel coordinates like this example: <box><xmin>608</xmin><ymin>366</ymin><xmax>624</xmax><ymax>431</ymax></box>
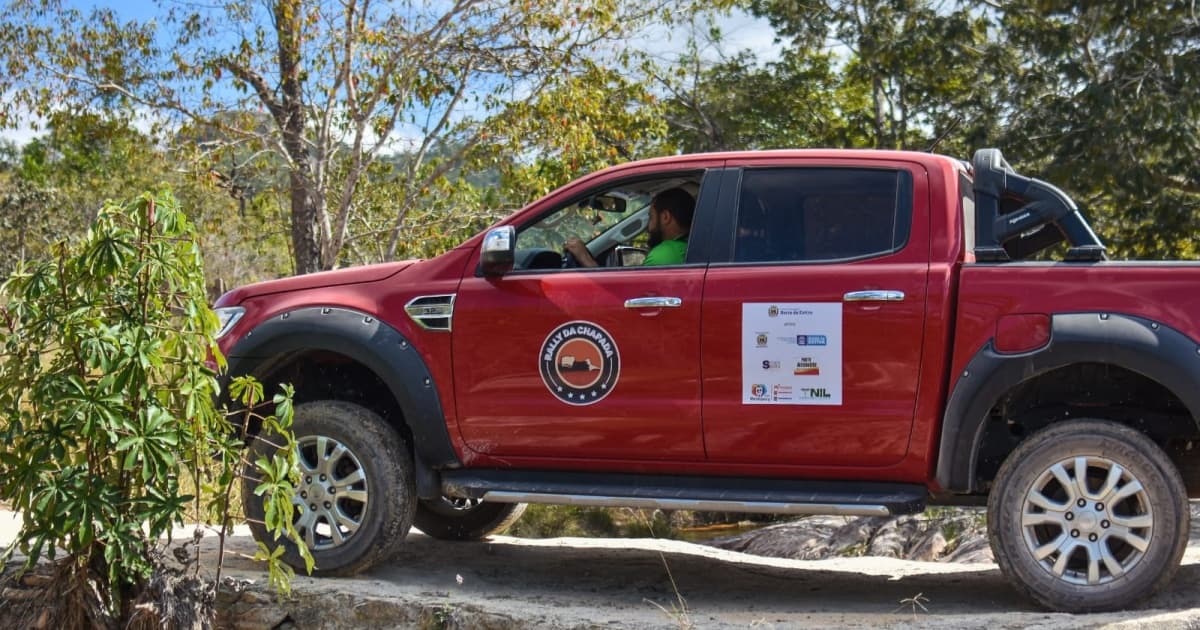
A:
<box><xmin>223</xmin><ymin>306</ymin><xmax>461</xmax><ymax>494</ymax></box>
<box><xmin>936</xmin><ymin>312</ymin><xmax>1200</xmax><ymax>494</ymax></box>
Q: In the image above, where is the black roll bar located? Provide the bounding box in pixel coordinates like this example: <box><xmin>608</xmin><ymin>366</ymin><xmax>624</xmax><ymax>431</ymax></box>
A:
<box><xmin>971</xmin><ymin>149</ymin><xmax>1107</xmax><ymax>262</ymax></box>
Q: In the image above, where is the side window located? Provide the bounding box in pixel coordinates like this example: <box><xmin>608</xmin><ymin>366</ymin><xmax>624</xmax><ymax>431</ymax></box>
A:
<box><xmin>512</xmin><ymin>172</ymin><xmax>703</xmax><ymax>271</ymax></box>
<box><xmin>733</xmin><ymin>168</ymin><xmax>913</xmax><ymax>263</ymax></box>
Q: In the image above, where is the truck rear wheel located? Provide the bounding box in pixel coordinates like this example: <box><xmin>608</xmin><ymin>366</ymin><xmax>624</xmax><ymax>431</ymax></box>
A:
<box><xmin>414</xmin><ymin>498</ymin><xmax>526</xmax><ymax>541</ymax></box>
<box><xmin>243</xmin><ymin>400</ymin><xmax>416</xmax><ymax>576</ymax></box>
<box><xmin>987</xmin><ymin>419</ymin><xmax>1189</xmax><ymax>612</ymax></box>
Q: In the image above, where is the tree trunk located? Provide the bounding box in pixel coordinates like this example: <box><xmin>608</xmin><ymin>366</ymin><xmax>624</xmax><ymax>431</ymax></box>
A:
<box><xmin>872</xmin><ymin>75</ymin><xmax>887</xmax><ymax>149</ymax></box>
<box><xmin>276</xmin><ymin>0</ymin><xmax>323</xmax><ymax>274</ymax></box>
<box><xmin>287</xmin><ymin>170</ymin><xmax>322</xmax><ymax>274</ymax></box>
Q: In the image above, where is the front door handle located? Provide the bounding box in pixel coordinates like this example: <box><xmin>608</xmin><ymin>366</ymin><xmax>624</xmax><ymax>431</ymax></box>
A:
<box><xmin>843</xmin><ymin>290</ymin><xmax>905</xmax><ymax>302</ymax></box>
<box><xmin>624</xmin><ymin>297</ymin><xmax>683</xmax><ymax>309</ymax></box>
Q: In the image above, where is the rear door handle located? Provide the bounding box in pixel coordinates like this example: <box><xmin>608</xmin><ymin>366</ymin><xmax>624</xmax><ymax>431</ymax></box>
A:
<box><xmin>624</xmin><ymin>297</ymin><xmax>683</xmax><ymax>309</ymax></box>
<box><xmin>843</xmin><ymin>290</ymin><xmax>905</xmax><ymax>302</ymax></box>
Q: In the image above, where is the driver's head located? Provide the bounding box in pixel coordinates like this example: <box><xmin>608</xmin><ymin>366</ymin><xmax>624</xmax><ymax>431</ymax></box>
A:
<box><xmin>648</xmin><ymin>188</ymin><xmax>696</xmax><ymax>246</ymax></box>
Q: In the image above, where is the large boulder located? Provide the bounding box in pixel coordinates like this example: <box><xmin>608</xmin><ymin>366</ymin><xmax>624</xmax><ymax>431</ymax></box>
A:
<box><xmin>705</xmin><ymin>509</ymin><xmax>992</xmax><ymax>564</ymax></box>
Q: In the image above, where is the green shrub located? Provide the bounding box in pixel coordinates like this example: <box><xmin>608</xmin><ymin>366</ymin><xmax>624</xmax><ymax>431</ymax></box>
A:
<box><xmin>0</xmin><ymin>190</ymin><xmax>306</xmax><ymax>629</ymax></box>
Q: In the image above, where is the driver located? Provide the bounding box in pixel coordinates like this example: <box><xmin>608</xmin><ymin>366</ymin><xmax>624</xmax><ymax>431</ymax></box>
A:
<box><xmin>563</xmin><ymin>188</ymin><xmax>695</xmax><ymax>267</ymax></box>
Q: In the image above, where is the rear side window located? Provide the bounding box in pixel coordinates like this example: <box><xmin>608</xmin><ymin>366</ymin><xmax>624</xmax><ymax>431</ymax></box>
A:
<box><xmin>733</xmin><ymin>168</ymin><xmax>913</xmax><ymax>263</ymax></box>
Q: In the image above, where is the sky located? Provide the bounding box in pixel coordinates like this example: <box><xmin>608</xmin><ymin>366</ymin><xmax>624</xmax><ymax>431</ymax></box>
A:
<box><xmin>0</xmin><ymin>2</ymin><xmax>783</xmax><ymax>148</ymax></box>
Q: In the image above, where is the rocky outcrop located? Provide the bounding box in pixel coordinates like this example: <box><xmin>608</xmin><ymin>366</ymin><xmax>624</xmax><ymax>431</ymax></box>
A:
<box><xmin>706</xmin><ymin>501</ymin><xmax>1200</xmax><ymax>564</ymax></box>
<box><xmin>705</xmin><ymin>509</ymin><xmax>992</xmax><ymax>563</ymax></box>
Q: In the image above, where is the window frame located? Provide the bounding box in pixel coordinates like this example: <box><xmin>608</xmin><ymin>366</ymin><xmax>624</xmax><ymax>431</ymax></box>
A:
<box><xmin>708</xmin><ymin>165</ymin><xmax>918</xmax><ymax>267</ymax></box>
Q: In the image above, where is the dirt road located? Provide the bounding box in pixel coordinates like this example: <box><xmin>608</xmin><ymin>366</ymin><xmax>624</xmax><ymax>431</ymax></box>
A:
<box><xmin>5</xmin><ymin>508</ymin><xmax>1200</xmax><ymax>629</ymax></box>
<box><xmin>216</xmin><ymin>505</ymin><xmax>1200</xmax><ymax>629</ymax></box>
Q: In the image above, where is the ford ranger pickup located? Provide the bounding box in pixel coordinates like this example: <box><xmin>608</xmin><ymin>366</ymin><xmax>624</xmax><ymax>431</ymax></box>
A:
<box><xmin>214</xmin><ymin>149</ymin><xmax>1200</xmax><ymax>612</ymax></box>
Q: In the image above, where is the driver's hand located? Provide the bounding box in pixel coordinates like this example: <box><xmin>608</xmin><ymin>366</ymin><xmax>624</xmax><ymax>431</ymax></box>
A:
<box><xmin>564</xmin><ymin>237</ymin><xmax>599</xmax><ymax>267</ymax></box>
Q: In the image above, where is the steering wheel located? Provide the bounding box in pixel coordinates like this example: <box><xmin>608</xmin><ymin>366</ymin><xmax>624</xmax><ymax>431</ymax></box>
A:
<box><xmin>562</xmin><ymin>249</ymin><xmax>581</xmax><ymax>268</ymax></box>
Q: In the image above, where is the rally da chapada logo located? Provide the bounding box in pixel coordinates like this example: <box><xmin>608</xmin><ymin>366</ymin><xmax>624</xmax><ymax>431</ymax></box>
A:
<box><xmin>539</xmin><ymin>321</ymin><xmax>620</xmax><ymax>405</ymax></box>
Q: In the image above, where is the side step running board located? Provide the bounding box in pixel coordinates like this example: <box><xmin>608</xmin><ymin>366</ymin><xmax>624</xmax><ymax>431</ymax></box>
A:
<box><xmin>440</xmin><ymin>470</ymin><xmax>926</xmax><ymax>516</ymax></box>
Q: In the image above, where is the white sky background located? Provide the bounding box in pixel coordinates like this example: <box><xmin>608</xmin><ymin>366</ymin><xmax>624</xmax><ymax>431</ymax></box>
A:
<box><xmin>0</xmin><ymin>6</ymin><xmax>783</xmax><ymax>150</ymax></box>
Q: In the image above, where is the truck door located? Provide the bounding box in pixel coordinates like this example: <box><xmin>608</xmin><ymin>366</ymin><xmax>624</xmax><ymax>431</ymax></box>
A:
<box><xmin>451</xmin><ymin>166</ymin><xmax>722</xmax><ymax>463</ymax></box>
<box><xmin>701</xmin><ymin>159</ymin><xmax>930</xmax><ymax>467</ymax></box>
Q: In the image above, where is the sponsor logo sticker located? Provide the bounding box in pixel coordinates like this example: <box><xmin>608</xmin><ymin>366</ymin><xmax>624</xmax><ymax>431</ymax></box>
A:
<box><xmin>796</xmin><ymin>334</ymin><xmax>828</xmax><ymax>346</ymax></box>
<box><xmin>762</xmin><ymin>359</ymin><xmax>781</xmax><ymax>369</ymax></box>
<box><xmin>767</xmin><ymin>305</ymin><xmax>779</xmax><ymax>318</ymax></box>
<box><xmin>799</xmin><ymin>387</ymin><xmax>833</xmax><ymax>400</ymax></box>
<box><xmin>756</xmin><ymin>333</ymin><xmax>768</xmax><ymax>347</ymax></box>
<box><xmin>750</xmin><ymin>384</ymin><xmax>769</xmax><ymax>400</ymax></box>
<box><xmin>539</xmin><ymin>321</ymin><xmax>620</xmax><ymax>406</ymax></box>
<box><xmin>794</xmin><ymin>357</ymin><xmax>821</xmax><ymax>376</ymax></box>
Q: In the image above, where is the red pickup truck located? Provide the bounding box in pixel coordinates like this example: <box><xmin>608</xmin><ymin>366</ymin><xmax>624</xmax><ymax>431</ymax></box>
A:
<box><xmin>214</xmin><ymin>149</ymin><xmax>1200</xmax><ymax>612</ymax></box>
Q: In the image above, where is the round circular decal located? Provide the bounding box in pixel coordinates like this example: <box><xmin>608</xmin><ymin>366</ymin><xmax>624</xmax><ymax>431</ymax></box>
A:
<box><xmin>539</xmin><ymin>321</ymin><xmax>620</xmax><ymax>405</ymax></box>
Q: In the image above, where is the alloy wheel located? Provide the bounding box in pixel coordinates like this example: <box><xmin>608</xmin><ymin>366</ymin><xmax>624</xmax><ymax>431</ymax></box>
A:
<box><xmin>292</xmin><ymin>435</ymin><xmax>370</xmax><ymax>550</ymax></box>
<box><xmin>1020</xmin><ymin>455</ymin><xmax>1153</xmax><ymax>586</ymax></box>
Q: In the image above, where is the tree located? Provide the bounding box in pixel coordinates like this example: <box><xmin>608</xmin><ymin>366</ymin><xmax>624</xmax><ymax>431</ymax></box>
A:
<box><xmin>0</xmin><ymin>0</ymin><xmax>673</xmax><ymax>274</ymax></box>
<box><xmin>747</xmin><ymin>0</ymin><xmax>997</xmax><ymax>152</ymax></box>
<box><xmin>991</xmin><ymin>0</ymin><xmax>1200</xmax><ymax>259</ymax></box>
<box><xmin>0</xmin><ymin>191</ymin><xmax>305</xmax><ymax>627</ymax></box>
<box><xmin>486</xmin><ymin>62</ymin><xmax>669</xmax><ymax>201</ymax></box>
<box><xmin>0</xmin><ymin>110</ymin><xmax>291</xmax><ymax>292</ymax></box>
<box><xmin>0</xmin><ymin>179</ymin><xmax>66</xmax><ymax>277</ymax></box>
<box><xmin>656</xmin><ymin>27</ymin><xmax>860</xmax><ymax>152</ymax></box>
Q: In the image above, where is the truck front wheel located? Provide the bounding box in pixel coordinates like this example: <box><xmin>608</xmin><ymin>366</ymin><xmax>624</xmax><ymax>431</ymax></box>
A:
<box><xmin>243</xmin><ymin>400</ymin><xmax>417</xmax><ymax>576</ymax></box>
<box><xmin>414</xmin><ymin>498</ymin><xmax>526</xmax><ymax>541</ymax></box>
<box><xmin>988</xmin><ymin>419</ymin><xmax>1189</xmax><ymax>612</ymax></box>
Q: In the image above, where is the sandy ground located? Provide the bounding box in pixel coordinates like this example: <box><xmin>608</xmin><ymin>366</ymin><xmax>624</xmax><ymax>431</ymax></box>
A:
<box><xmin>3</xmin><ymin>508</ymin><xmax>1200</xmax><ymax>629</ymax></box>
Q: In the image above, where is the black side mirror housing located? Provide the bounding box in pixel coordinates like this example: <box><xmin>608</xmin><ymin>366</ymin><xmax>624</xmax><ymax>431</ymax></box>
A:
<box><xmin>480</xmin><ymin>226</ymin><xmax>516</xmax><ymax>276</ymax></box>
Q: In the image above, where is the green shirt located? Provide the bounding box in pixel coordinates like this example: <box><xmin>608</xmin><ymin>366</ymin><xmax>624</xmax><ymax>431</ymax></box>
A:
<box><xmin>642</xmin><ymin>236</ymin><xmax>688</xmax><ymax>266</ymax></box>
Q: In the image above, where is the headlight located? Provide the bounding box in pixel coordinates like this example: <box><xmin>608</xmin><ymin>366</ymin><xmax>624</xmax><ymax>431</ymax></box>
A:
<box><xmin>214</xmin><ymin>306</ymin><xmax>245</xmax><ymax>339</ymax></box>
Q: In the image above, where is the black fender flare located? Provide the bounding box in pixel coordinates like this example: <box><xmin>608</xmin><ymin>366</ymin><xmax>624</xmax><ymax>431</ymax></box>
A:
<box><xmin>936</xmin><ymin>312</ymin><xmax>1200</xmax><ymax>493</ymax></box>
<box><xmin>223</xmin><ymin>306</ymin><xmax>461</xmax><ymax>475</ymax></box>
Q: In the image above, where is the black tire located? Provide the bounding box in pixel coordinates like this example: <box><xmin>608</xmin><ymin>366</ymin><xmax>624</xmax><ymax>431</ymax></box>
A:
<box><xmin>987</xmin><ymin>419</ymin><xmax>1189</xmax><ymax>612</ymax></box>
<box><xmin>414</xmin><ymin>498</ymin><xmax>526</xmax><ymax>541</ymax></box>
<box><xmin>243</xmin><ymin>400</ymin><xmax>416</xmax><ymax>576</ymax></box>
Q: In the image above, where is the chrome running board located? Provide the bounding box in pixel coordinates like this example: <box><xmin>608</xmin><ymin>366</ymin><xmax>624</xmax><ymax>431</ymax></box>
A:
<box><xmin>479</xmin><ymin>491</ymin><xmax>890</xmax><ymax>516</ymax></box>
<box><xmin>439</xmin><ymin>470</ymin><xmax>926</xmax><ymax>516</ymax></box>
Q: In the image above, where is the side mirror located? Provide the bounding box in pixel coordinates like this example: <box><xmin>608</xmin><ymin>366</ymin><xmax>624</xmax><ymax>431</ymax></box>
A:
<box><xmin>614</xmin><ymin>245</ymin><xmax>647</xmax><ymax>267</ymax></box>
<box><xmin>480</xmin><ymin>226</ymin><xmax>516</xmax><ymax>277</ymax></box>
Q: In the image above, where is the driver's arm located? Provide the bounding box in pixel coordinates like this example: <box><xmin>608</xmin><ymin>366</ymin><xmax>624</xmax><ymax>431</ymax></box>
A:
<box><xmin>563</xmin><ymin>237</ymin><xmax>599</xmax><ymax>267</ymax></box>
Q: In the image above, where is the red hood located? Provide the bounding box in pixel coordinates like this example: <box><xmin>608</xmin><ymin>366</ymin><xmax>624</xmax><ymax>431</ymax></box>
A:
<box><xmin>214</xmin><ymin>260</ymin><xmax>417</xmax><ymax>306</ymax></box>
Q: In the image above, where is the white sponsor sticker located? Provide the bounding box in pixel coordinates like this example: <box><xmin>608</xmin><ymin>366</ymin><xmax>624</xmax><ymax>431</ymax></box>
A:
<box><xmin>742</xmin><ymin>303</ymin><xmax>842</xmax><ymax>405</ymax></box>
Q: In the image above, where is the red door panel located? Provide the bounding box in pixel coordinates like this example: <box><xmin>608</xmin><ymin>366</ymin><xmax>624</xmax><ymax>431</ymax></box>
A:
<box><xmin>701</xmin><ymin>161</ymin><xmax>930</xmax><ymax>467</ymax></box>
<box><xmin>702</xmin><ymin>264</ymin><xmax>928</xmax><ymax>465</ymax></box>
<box><xmin>454</xmin><ymin>269</ymin><xmax>705</xmax><ymax>460</ymax></box>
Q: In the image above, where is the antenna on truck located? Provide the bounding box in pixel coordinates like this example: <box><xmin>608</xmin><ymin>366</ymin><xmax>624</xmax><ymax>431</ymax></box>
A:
<box><xmin>971</xmin><ymin>149</ymin><xmax>1107</xmax><ymax>262</ymax></box>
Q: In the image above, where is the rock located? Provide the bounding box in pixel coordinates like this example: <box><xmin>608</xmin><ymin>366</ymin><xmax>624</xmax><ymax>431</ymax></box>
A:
<box><xmin>942</xmin><ymin>536</ymin><xmax>994</xmax><ymax>564</ymax></box>
<box><xmin>224</xmin><ymin>605</ymin><xmax>290</xmax><ymax>630</ymax></box>
<box><xmin>908</xmin><ymin>530</ymin><xmax>948</xmax><ymax>562</ymax></box>
<box><xmin>220</xmin><ymin>590</ymin><xmax>290</xmax><ymax>630</ymax></box>
<box><xmin>867</xmin><ymin>517</ymin><xmax>921</xmax><ymax>558</ymax></box>
<box><xmin>709</xmin><ymin>515</ymin><xmax>850</xmax><ymax>558</ymax></box>
<box><xmin>705</xmin><ymin>509</ymin><xmax>994</xmax><ymax>564</ymax></box>
<box><xmin>707</xmin><ymin>516</ymin><xmax>890</xmax><ymax>560</ymax></box>
<box><xmin>822</xmin><ymin>517</ymin><xmax>885</xmax><ymax>559</ymax></box>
